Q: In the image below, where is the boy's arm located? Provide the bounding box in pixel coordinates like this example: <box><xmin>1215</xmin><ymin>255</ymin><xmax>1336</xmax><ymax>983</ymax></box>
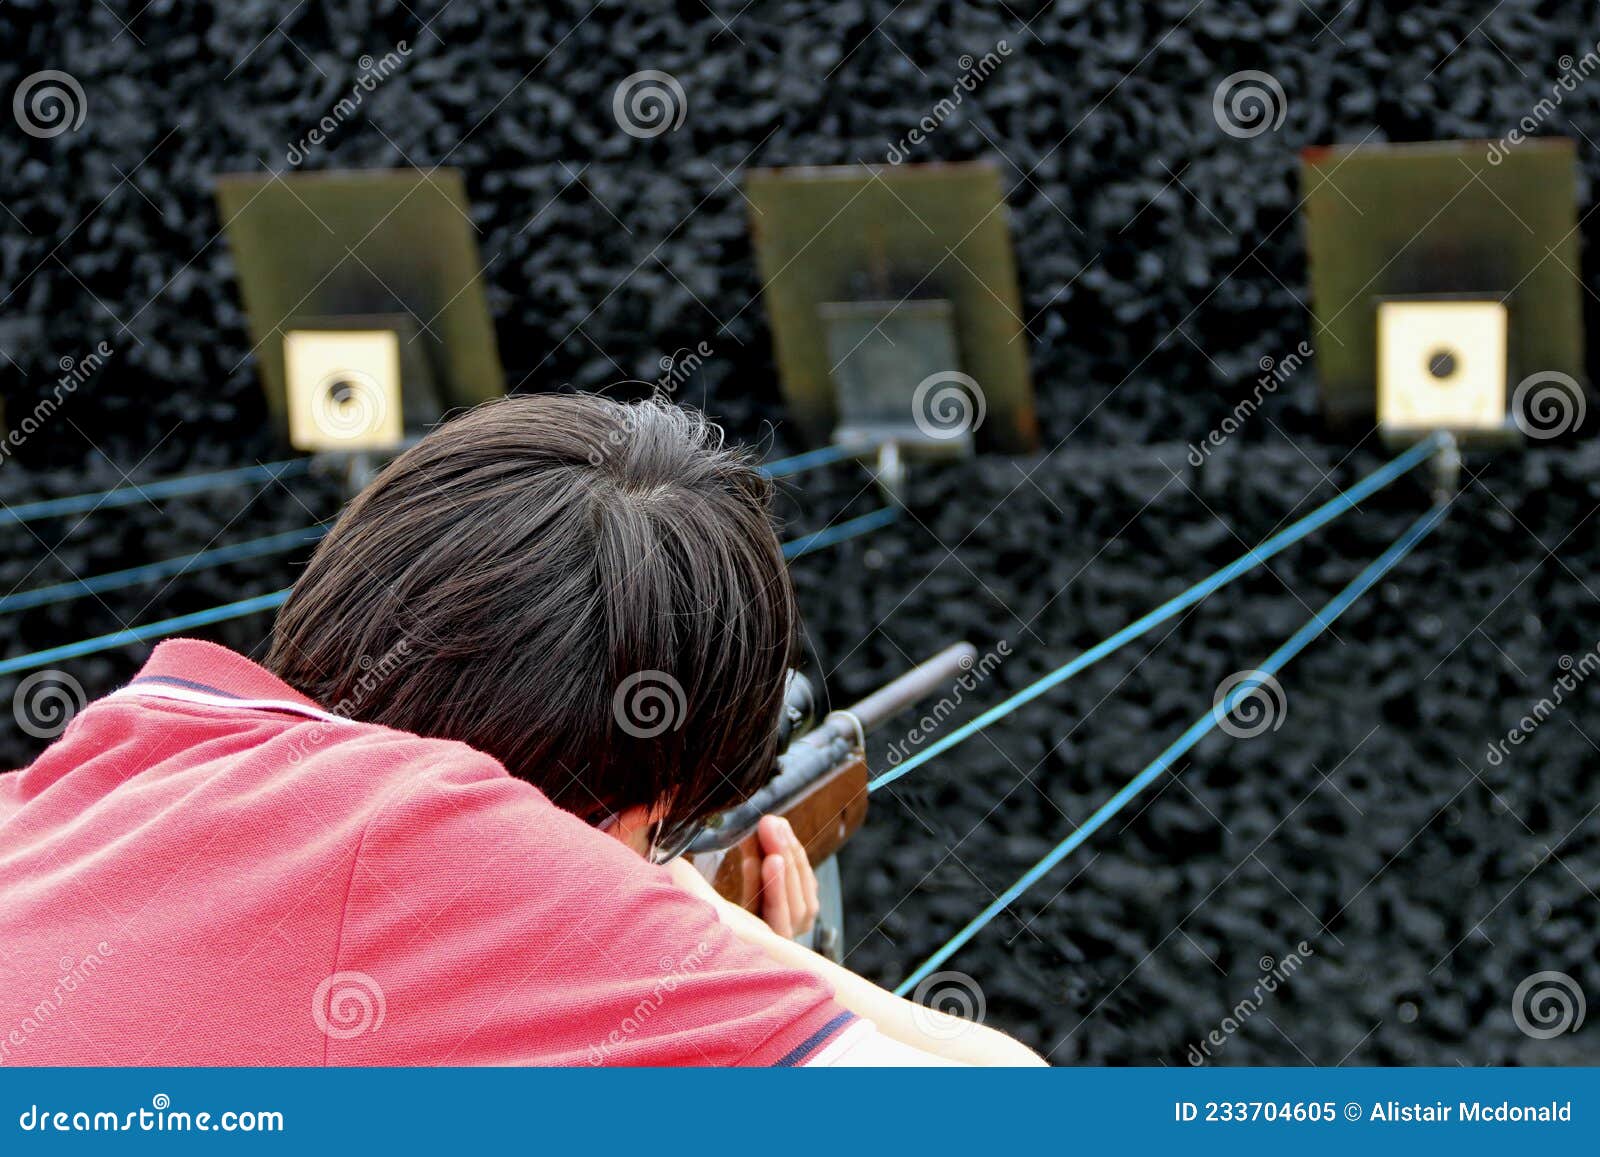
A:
<box><xmin>668</xmin><ymin>854</ymin><xmax>1047</xmax><ymax>1067</ymax></box>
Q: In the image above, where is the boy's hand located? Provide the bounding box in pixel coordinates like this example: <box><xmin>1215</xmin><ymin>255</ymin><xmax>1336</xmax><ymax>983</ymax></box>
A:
<box><xmin>664</xmin><ymin>816</ymin><xmax>819</xmax><ymax>940</ymax></box>
<box><xmin>756</xmin><ymin>815</ymin><xmax>819</xmax><ymax>939</ymax></box>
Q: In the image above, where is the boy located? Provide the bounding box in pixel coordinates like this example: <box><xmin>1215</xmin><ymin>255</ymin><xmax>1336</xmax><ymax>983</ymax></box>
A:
<box><xmin>0</xmin><ymin>396</ymin><xmax>1041</xmax><ymax>1066</ymax></box>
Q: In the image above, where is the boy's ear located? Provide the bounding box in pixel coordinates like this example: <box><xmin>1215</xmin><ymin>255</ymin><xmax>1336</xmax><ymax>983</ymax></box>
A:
<box><xmin>607</xmin><ymin>804</ymin><xmax>655</xmax><ymax>855</ymax></box>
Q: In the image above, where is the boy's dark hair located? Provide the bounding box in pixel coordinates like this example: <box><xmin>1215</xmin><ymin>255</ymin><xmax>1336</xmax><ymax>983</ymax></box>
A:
<box><xmin>267</xmin><ymin>394</ymin><xmax>798</xmax><ymax>830</ymax></box>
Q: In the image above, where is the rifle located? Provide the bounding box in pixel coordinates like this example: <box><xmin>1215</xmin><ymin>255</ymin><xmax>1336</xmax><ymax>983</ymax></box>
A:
<box><xmin>686</xmin><ymin>642</ymin><xmax>978</xmax><ymax>948</ymax></box>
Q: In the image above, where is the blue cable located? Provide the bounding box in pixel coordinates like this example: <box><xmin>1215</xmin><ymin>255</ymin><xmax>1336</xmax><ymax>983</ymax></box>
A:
<box><xmin>782</xmin><ymin>506</ymin><xmax>899</xmax><ymax>559</ymax></box>
<box><xmin>0</xmin><ymin>589</ymin><xmax>292</xmax><ymax>678</ymax></box>
<box><xmin>0</xmin><ymin>527</ymin><xmax>327</xmax><ymax>615</ymax></box>
<box><xmin>0</xmin><ymin>459</ymin><xmax>311</xmax><ymax>527</ymax></box>
<box><xmin>1</xmin><ymin>439</ymin><xmax>850</xmax><ymax>531</ymax></box>
<box><xmin>0</xmin><ymin>503</ymin><xmax>894</xmax><ymax>677</ymax></box>
<box><xmin>0</xmin><ymin>443</ymin><xmax>845</xmax><ymax>530</ymax></box>
<box><xmin>868</xmin><ymin>434</ymin><xmax>1445</xmax><ymax>794</ymax></box>
<box><xmin>760</xmin><ymin>441</ymin><xmax>873</xmax><ymax>479</ymax></box>
<box><xmin>894</xmin><ymin>500</ymin><xmax>1450</xmax><ymax>995</ymax></box>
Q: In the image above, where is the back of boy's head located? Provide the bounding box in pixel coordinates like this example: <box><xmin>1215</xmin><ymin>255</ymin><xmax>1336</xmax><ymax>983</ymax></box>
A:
<box><xmin>267</xmin><ymin>394</ymin><xmax>797</xmax><ymax>828</ymax></box>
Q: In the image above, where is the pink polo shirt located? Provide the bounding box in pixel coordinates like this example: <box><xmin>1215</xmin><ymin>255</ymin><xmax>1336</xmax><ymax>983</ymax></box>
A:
<box><xmin>0</xmin><ymin>640</ymin><xmax>859</xmax><ymax>1066</ymax></box>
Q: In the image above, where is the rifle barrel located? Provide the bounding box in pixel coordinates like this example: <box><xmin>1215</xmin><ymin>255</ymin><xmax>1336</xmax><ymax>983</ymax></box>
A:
<box><xmin>686</xmin><ymin>641</ymin><xmax>980</xmax><ymax>860</ymax></box>
<box><xmin>839</xmin><ymin>642</ymin><xmax>979</xmax><ymax>733</ymax></box>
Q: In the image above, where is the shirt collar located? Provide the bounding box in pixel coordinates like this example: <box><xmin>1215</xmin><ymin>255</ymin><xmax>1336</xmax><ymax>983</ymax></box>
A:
<box><xmin>128</xmin><ymin>639</ymin><xmax>325</xmax><ymax>710</ymax></box>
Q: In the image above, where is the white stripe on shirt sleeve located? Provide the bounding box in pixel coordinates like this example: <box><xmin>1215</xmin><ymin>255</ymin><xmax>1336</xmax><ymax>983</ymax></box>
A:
<box><xmin>802</xmin><ymin>1020</ymin><xmax>968</xmax><ymax>1067</ymax></box>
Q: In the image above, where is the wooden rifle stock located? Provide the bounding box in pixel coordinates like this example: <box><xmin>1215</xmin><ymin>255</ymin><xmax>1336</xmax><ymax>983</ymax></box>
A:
<box><xmin>686</xmin><ymin>642</ymin><xmax>978</xmax><ymax>910</ymax></box>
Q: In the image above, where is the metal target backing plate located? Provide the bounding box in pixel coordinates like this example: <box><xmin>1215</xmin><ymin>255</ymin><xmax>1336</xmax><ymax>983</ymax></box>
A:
<box><xmin>745</xmin><ymin>162</ymin><xmax>1037</xmax><ymax>454</ymax></box>
<box><xmin>1301</xmin><ymin>138</ymin><xmax>1582</xmax><ymax>428</ymax></box>
<box><xmin>215</xmin><ymin>168</ymin><xmax>504</xmax><ymax>443</ymax></box>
